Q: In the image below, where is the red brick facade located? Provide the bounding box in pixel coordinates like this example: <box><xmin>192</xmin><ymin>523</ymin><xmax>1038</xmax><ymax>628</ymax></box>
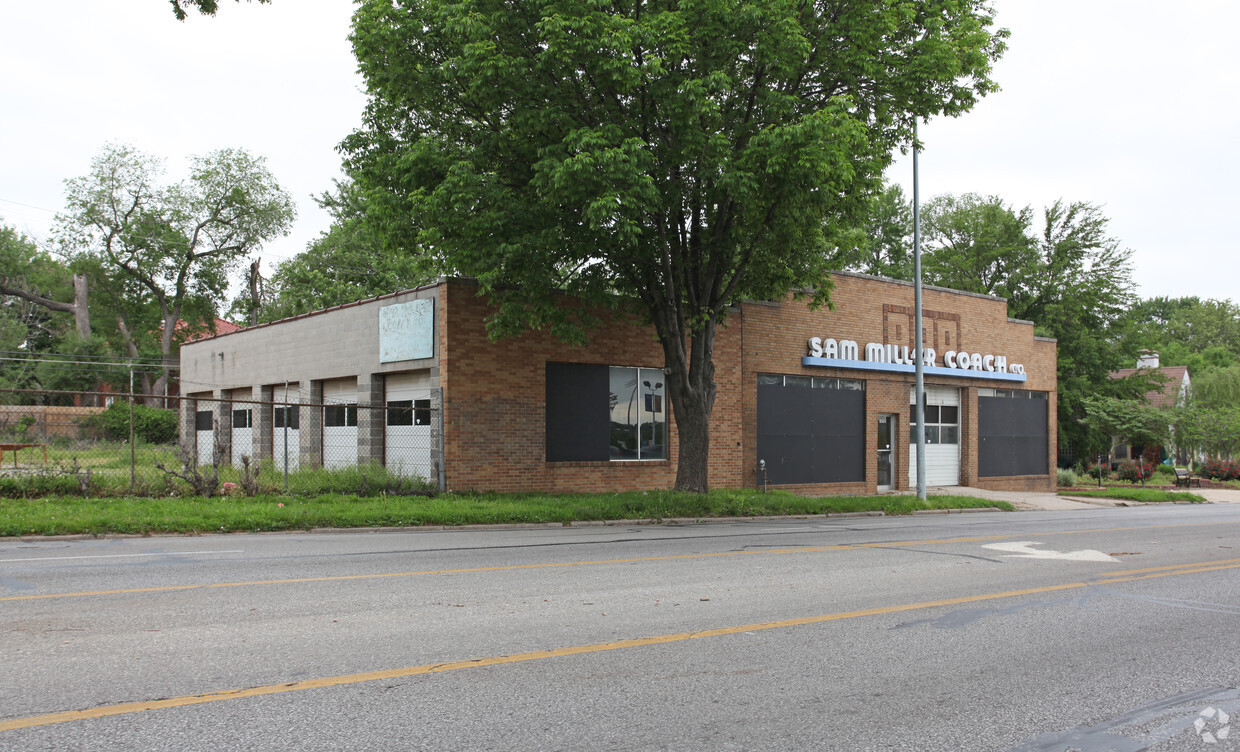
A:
<box><xmin>439</xmin><ymin>273</ymin><xmax>1056</xmax><ymax>494</ymax></box>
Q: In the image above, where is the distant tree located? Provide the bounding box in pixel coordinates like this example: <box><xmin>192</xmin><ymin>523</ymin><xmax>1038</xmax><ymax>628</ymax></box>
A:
<box><xmin>54</xmin><ymin>143</ymin><xmax>295</xmax><ymax>398</ymax></box>
<box><xmin>247</xmin><ymin>180</ymin><xmax>430</xmax><ymax>322</ymax></box>
<box><xmin>1122</xmin><ymin>296</ymin><xmax>1240</xmax><ymax>363</ymax></box>
<box><xmin>914</xmin><ymin>195</ymin><xmax>1139</xmax><ymax>460</ymax></box>
<box><xmin>169</xmin><ymin>0</ymin><xmax>269</xmax><ymax>20</ymax></box>
<box><xmin>345</xmin><ymin>0</ymin><xmax>1008</xmax><ymax>492</ymax></box>
<box><xmin>920</xmin><ymin>193</ymin><xmax>1039</xmax><ymax>304</ymax></box>
<box><xmin>848</xmin><ymin>183</ymin><xmax>913</xmax><ymax>279</ymax></box>
<box><xmin>0</xmin><ymin>224</ymin><xmax>91</xmax><ymax>341</ymax></box>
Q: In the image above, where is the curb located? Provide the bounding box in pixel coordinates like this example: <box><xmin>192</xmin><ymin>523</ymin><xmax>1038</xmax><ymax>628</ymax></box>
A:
<box><xmin>910</xmin><ymin>507</ymin><xmax>1004</xmax><ymax>515</ymax></box>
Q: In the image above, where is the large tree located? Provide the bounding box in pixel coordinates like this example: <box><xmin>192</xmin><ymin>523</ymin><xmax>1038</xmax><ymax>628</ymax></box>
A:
<box><xmin>54</xmin><ymin>144</ymin><xmax>295</xmax><ymax>398</ymax></box>
<box><xmin>917</xmin><ymin>195</ymin><xmax>1140</xmax><ymax>458</ymax></box>
<box><xmin>345</xmin><ymin>0</ymin><xmax>1007</xmax><ymax>492</ymax></box>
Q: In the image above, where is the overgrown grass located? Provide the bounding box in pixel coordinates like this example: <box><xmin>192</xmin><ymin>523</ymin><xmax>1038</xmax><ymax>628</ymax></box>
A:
<box><xmin>1060</xmin><ymin>488</ymin><xmax>1205</xmax><ymax>503</ymax></box>
<box><xmin>0</xmin><ymin>490</ymin><xmax>1011</xmax><ymax>537</ymax></box>
<box><xmin>0</xmin><ymin>454</ymin><xmax>436</xmax><ymax>499</ymax></box>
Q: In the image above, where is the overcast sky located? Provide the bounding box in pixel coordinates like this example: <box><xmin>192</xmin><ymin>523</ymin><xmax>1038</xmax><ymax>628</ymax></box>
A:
<box><xmin>3</xmin><ymin>1</ymin><xmax>1238</xmax><ymax>304</ymax></box>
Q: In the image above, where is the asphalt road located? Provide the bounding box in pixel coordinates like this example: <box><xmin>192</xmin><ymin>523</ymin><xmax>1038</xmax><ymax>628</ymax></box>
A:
<box><xmin>2</xmin><ymin>505</ymin><xmax>1239</xmax><ymax>751</ymax></box>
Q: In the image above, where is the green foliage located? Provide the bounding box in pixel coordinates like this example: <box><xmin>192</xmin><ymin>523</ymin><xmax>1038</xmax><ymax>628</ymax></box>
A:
<box><xmin>253</xmin><ymin>180</ymin><xmax>431</xmax><ymax>321</ymax></box>
<box><xmin>1082</xmin><ymin>394</ymin><xmax>1169</xmax><ymax>452</ymax></box>
<box><xmin>1173</xmin><ymin>406</ymin><xmax>1240</xmax><ymax>461</ymax></box>
<box><xmin>1185</xmin><ymin>365</ymin><xmax>1240</xmax><ymax>409</ymax></box>
<box><xmin>169</xmin><ymin>0</ymin><xmax>270</xmax><ymax>21</ymax></box>
<box><xmin>1063</xmin><ymin>488</ymin><xmax>1204</xmax><ymax>503</ymax></box>
<box><xmin>846</xmin><ymin>182</ymin><xmax>913</xmax><ymax>279</ymax></box>
<box><xmin>1056</xmin><ymin>467</ymin><xmax>1077</xmax><ymax>487</ymax></box>
<box><xmin>54</xmin><ymin>143</ymin><xmax>295</xmax><ymax>397</ymax></box>
<box><xmin>345</xmin><ymin>0</ymin><xmax>1007</xmax><ymax>489</ymax></box>
<box><xmin>81</xmin><ymin>402</ymin><xmax>179</xmax><ymax>444</ymax></box>
<box><xmin>921</xmin><ymin>193</ymin><xmax>1039</xmax><ymax>302</ymax></box>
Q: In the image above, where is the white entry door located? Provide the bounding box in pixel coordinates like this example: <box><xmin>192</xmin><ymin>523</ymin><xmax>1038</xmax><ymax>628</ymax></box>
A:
<box><xmin>909</xmin><ymin>386</ymin><xmax>961</xmax><ymax>487</ymax></box>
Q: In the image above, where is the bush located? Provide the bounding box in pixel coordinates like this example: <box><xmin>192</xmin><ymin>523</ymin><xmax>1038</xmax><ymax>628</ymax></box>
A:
<box><xmin>1056</xmin><ymin>468</ymin><xmax>1077</xmax><ymax>487</ymax></box>
<box><xmin>1153</xmin><ymin>463</ymin><xmax>1176</xmax><ymax>478</ymax></box>
<box><xmin>1200</xmin><ymin>458</ymin><xmax>1240</xmax><ymax>481</ymax></box>
<box><xmin>1115</xmin><ymin>459</ymin><xmax>1156</xmax><ymax>483</ymax></box>
<box><xmin>81</xmin><ymin>402</ymin><xmax>178</xmax><ymax>444</ymax></box>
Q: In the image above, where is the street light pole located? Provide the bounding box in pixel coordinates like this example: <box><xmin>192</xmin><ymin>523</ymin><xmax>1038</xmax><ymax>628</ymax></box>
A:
<box><xmin>913</xmin><ymin>121</ymin><xmax>927</xmax><ymax>501</ymax></box>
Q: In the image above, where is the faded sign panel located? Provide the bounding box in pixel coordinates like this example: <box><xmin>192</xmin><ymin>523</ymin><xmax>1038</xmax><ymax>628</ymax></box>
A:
<box><xmin>379</xmin><ymin>299</ymin><xmax>434</xmax><ymax>363</ymax></box>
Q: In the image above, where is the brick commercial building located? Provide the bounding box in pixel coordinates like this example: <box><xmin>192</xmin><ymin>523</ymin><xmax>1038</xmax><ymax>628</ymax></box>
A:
<box><xmin>179</xmin><ymin>272</ymin><xmax>1057</xmax><ymax>494</ymax></box>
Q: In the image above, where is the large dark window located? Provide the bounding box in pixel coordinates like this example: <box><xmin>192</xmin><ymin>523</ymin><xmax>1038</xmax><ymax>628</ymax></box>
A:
<box><xmin>195</xmin><ymin>411</ymin><xmax>213</xmax><ymax>431</ymax></box>
<box><xmin>978</xmin><ymin>389</ymin><xmax>1048</xmax><ymax>477</ymax></box>
<box><xmin>232</xmin><ymin>409</ymin><xmax>252</xmax><ymax>429</ymax></box>
<box><xmin>546</xmin><ymin>363</ymin><xmax>610</xmax><ymax>461</ymax></box>
<box><xmin>546</xmin><ymin>363</ymin><xmax>667</xmax><ymax>462</ymax></box>
<box><xmin>756</xmin><ymin>375</ymin><xmax>866</xmax><ymax>484</ymax></box>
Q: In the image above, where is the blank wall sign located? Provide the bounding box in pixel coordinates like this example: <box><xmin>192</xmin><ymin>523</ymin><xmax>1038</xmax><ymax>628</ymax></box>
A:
<box><xmin>379</xmin><ymin>299</ymin><xmax>434</xmax><ymax>363</ymax></box>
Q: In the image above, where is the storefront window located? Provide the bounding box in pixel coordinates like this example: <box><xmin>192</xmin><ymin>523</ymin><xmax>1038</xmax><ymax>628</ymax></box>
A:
<box><xmin>608</xmin><ymin>367</ymin><xmax>666</xmax><ymax>460</ymax></box>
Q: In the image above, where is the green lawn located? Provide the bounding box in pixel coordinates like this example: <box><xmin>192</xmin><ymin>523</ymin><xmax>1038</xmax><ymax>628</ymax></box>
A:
<box><xmin>0</xmin><ymin>489</ymin><xmax>1011</xmax><ymax>537</ymax></box>
<box><xmin>1059</xmin><ymin>487</ymin><xmax>1205</xmax><ymax>503</ymax></box>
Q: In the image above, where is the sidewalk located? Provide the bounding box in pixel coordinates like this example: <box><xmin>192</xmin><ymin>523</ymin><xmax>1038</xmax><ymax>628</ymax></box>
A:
<box><xmin>923</xmin><ymin>485</ymin><xmax>1240</xmax><ymax>512</ymax></box>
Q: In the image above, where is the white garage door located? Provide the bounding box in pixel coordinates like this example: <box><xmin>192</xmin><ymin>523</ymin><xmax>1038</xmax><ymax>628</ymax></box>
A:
<box><xmin>230</xmin><ymin>388</ymin><xmax>253</xmax><ymax>469</ymax></box>
<box><xmin>385</xmin><ymin>372</ymin><xmax>433</xmax><ymax>480</ymax></box>
<box><xmin>195</xmin><ymin>409</ymin><xmax>214</xmax><ymax>464</ymax></box>
<box><xmin>909</xmin><ymin>386</ymin><xmax>960</xmax><ymax>487</ymax></box>
<box><xmin>322</xmin><ymin>378</ymin><xmax>358</xmax><ymax>470</ymax></box>
<box><xmin>272</xmin><ymin>384</ymin><xmax>300</xmax><ymax>472</ymax></box>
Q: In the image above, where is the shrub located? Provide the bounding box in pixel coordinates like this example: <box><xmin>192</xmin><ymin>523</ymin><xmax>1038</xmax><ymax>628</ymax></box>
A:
<box><xmin>1200</xmin><ymin>458</ymin><xmax>1240</xmax><ymax>481</ymax></box>
<box><xmin>81</xmin><ymin>402</ymin><xmax>178</xmax><ymax>444</ymax></box>
<box><xmin>1115</xmin><ymin>459</ymin><xmax>1155</xmax><ymax>483</ymax></box>
<box><xmin>1056</xmin><ymin>468</ymin><xmax>1077</xmax><ymax>487</ymax></box>
<box><xmin>1153</xmin><ymin>463</ymin><xmax>1176</xmax><ymax>478</ymax></box>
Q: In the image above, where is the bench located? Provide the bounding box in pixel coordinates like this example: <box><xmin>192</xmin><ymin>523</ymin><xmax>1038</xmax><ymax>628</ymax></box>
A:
<box><xmin>0</xmin><ymin>443</ymin><xmax>48</xmax><ymax>468</ymax></box>
<box><xmin>1174</xmin><ymin>468</ymin><xmax>1201</xmax><ymax>488</ymax></box>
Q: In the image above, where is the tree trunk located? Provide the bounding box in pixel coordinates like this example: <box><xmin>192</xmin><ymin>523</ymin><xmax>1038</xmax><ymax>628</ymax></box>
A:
<box><xmin>249</xmin><ymin>258</ymin><xmax>261</xmax><ymax>326</ymax></box>
<box><xmin>72</xmin><ymin>275</ymin><xmax>91</xmax><ymax>338</ymax></box>
<box><xmin>657</xmin><ymin>315</ymin><xmax>718</xmax><ymax>493</ymax></box>
<box><xmin>0</xmin><ymin>276</ymin><xmax>91</xmax><ymax>339</ymax></box>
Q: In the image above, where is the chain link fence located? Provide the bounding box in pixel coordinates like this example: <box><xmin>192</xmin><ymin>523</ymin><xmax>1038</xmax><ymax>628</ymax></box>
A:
<box><xmin>0</xmin><ymin>389</ymin><xmax>443</xmax><ymax>498</ymax></box>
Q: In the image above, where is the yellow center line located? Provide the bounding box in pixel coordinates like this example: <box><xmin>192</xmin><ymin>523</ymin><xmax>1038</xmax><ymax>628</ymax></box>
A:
<box><xmin>3</xmin><ymin>520</ymin><xmax>1237</xmax><ymax>603</ymax></box>
<box><xmin>4</xmin><ymin>557</ymin><xmax>1239</xmax><ymax>733</ymax></box>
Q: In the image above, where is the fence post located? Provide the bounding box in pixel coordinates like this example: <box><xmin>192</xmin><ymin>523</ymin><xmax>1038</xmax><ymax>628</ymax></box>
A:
<box><xmin>436</xmin><ymin>386</ymin><xmax>446</xmax><ymax>493</ymax></box>
<box><xmin>129</xmin><ymin>367</ymin><xmax>136</xmax><ymax>493</ymax></box>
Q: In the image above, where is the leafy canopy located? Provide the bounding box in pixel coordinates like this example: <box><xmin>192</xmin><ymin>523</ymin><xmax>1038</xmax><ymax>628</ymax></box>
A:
<box><xmin>345</xmin><ymin>0</ymin><xmax>1007</xmax><ymax>490</ymax></box>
